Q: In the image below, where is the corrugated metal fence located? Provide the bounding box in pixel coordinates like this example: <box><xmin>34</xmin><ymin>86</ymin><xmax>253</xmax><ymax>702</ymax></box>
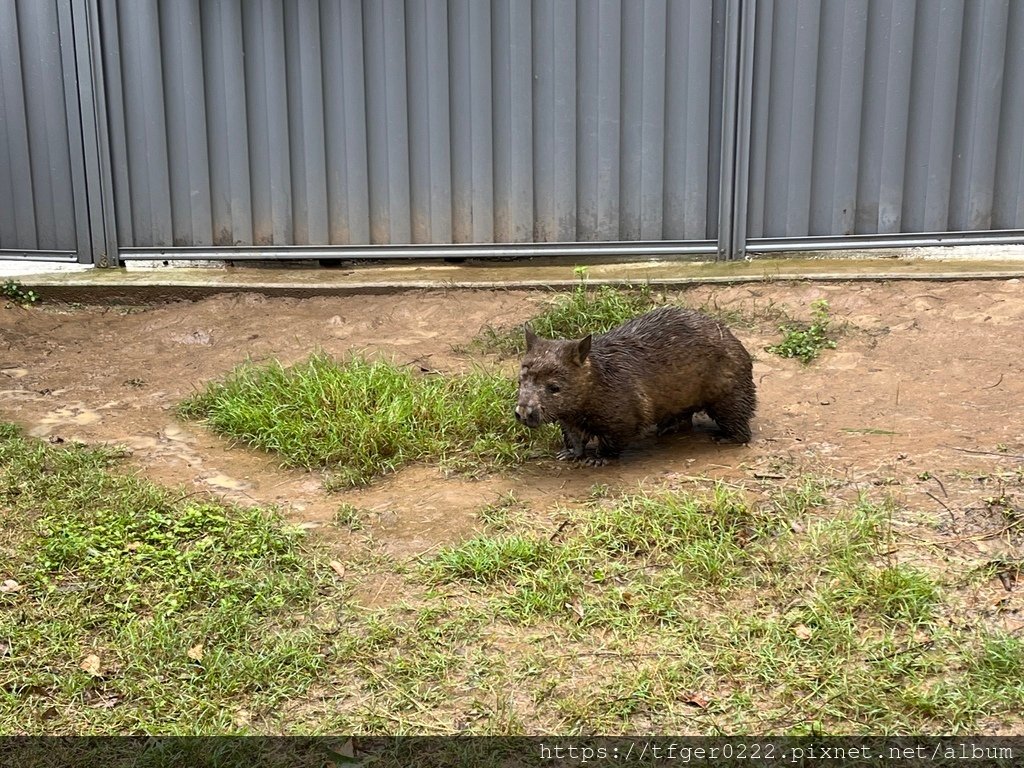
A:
<box><xmin>99</xmin><ymin>0</ymin><xmax>724</xmax><ymax>253</ymax></box>
<box><xmin>1</xmin><ymin>0</ymin><xmax>1022</xmax><ymax>265</ymax></box>
<box><xmin>0</xmin><ymin>0</ymin><xmax>91</xmax><ymax>261</ymax></box>
<box><xmin>737</xmin><ymin>0</ymin><xmax>1024</xmax><ymax>256</ymax></box>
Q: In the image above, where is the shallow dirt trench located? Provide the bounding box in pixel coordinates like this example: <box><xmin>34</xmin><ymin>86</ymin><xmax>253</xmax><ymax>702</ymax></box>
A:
<box><xmin>1</xmin><ymin>280</ymin><xmax>1022</xmax><ymax>596</ymax></box>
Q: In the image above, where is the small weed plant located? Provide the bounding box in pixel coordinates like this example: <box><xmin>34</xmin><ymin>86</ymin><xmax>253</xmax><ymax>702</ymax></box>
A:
<box><xmin>180</xmin><ymin>352</ymin><xmax>556</xmax><ymax>486</ymax></box>
<box><xmin>477</xmin><ymin>266</ymin><xmax>661</xmax><ymax>356</ymax></box>
<box><xmin>766</xmin><ymin>298</ymin><xmax>837</xmax><ymax>364</ymax></box>
<box><xmin>2</xmin><ymin>280</ymin><xmax>39</xmax><ymax>306</ymax></box>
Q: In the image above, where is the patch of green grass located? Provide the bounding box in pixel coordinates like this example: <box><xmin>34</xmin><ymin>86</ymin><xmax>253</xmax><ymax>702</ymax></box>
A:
<box><xmin>426</xmin><ymin>535</ymin><xmax>557</xmax><ymax>584</ymax></box>
<box><xmin>967</xmin><ymin>633</ymin><xmax>1024</xmax><ymax>687</ymax></box>
<box><xmin>768</xmin><ymin>476</ymin><xmax>831</xmax><ymax>517</ymax></box>
<box><xmin>477</xmin><ymin>491</ymin><xmax>528</xmax><ymax>532</ymax></box>
<box><xmin>581</xmin><ymin>485</ymin><xmax>762</xmax><ymax>587</ymax></box>
<box><xmin>1</xmin><ymin>279</ymin><xmax>39</xmax><ymax>306</ymax></box>
<box><xmin>411</xmin><ymin>483</ymin><xmax>1024</xmax><ymax>733</ymax></box>
<box><xmin>327</xmin><ymin>600</ymin><xmax>491</xmax><ymax>732</ymax></box>
<box><xmin>9</xmin><ymin>419</ymin><xmax>1019</xmax><ymax>737</ymax></box>
<box><xmin>476</xmin><ymin>267</ymin><xmax>662</xmax><ymax>356</ymax></box>
<box><xmin>0</xmin><ymin>423</ymin><xmax>333</xmax><ymax>734</ymax></box>
<box><xmin>334</xmin><ymin>502</ymin><xmax>367</xmax><ymax>531</ymax></box>
<box><xmin>822</xmin><ymin>563</ymin><xmax>941</xmax><ymax>625</ymax></box>
<box><xmin>425</xmin><ymin>484</ymin><xmax>780</xmax><ymax>627</ymax></box>
<box><xmin>179</xmin><ymin>352</ymin><xmax>557</xmax><ymax>487</ymax></box>
<box><xmin>766</xmin><ymin>298</ymin><xmax>838</xmax><ymax>364</ymax></box>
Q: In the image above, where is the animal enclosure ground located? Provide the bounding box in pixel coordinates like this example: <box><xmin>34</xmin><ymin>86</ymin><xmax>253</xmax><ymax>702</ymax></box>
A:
<box><xmin>1</xmin><ymin>278</ymin><xmax>1023</xmax><ymax>736</ymax></box>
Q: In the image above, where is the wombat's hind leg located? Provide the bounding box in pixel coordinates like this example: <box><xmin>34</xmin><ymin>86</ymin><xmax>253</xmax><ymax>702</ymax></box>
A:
<box><xmin>657</xmin><ymin>408</ymin><xmax>698</xmax><ymax>436</ymax></box>
<box><xmin>705</xmin><ymin>395</ymin><xmax>753</xmax><ymax>443</ymax></box>
<box><xmin>556</xmin><ymin>425</ymin><xmax>588</xmax><ymax>461</ymax></box>
<box><xmin>583</xmin><ymin>435</ymin><xmax>622</xmax><ymax>466</ymax></box>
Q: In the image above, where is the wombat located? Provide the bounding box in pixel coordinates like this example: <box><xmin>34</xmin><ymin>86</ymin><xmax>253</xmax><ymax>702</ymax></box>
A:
<box><xmin>514</xmin><ymin>306</ymin><xmax>756</xmax><ymax>464</ymax></box>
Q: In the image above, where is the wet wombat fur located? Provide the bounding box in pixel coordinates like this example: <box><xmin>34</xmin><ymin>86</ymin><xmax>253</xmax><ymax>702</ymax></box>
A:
<box><xmin>514</xmin><ymin>306</ymin><xmax>756</xmax><ymax>464</ymax></box>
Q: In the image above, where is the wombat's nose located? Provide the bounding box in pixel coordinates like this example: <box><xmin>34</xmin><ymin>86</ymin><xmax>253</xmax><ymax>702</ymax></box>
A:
<box><xmin>516</xmin><ymin>405</ymin><xmax>542</xmax><ymax>428</ymax></box>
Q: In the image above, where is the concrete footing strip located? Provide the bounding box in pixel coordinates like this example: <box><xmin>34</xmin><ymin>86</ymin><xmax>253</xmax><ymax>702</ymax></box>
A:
<box><xmin>14</xmin><ymin>269</ymin><xmax>1024</xmax><ymax>304</ymax></box>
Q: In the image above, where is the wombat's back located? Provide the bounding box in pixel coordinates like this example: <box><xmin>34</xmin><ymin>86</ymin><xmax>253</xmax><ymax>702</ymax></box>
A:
<box><xmin>593</xmin><ymin>306</ymin><xmax>750</xmax><ymax>381</ymax></box>
<box><xmin>588</xmin><ymin>305</ymin><xmax>755</xmax><ymax>440</ymax></box>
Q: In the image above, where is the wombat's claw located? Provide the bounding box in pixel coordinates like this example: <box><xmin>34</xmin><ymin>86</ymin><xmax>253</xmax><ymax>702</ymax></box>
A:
<box><xmin>555</xmin><ymin>449</ymin><xmax>582</xmax><ymax>461</ymax></box>
<box><xmin>582</xmin><ymin>456</ymin><xmax>611</xmax><ymax>467</ymax></box>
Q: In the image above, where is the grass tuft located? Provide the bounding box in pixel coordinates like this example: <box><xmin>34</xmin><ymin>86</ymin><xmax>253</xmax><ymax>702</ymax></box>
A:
<box><xmin>179</xmin><ymin>352</ymin><xmax>557</xmax><ymax>486</ymax></box>
<box><xmin>476</xmin><ymin>267</ymin><xmax>662</xmax><ymax>356</ymax></box>
<box><xmin>477</xmin><ymin>492</ymin><xmax>528</xmax><ymax>532</ymax></box>
<box><xmin>581</xmin><ymin>485</ymin><xmax>758</xmax><ymax>586</ymax></box>
<box><xmin>426</xmin><ymin>535</ymin><xmax>557</xmax><ymax>584</ymax></box>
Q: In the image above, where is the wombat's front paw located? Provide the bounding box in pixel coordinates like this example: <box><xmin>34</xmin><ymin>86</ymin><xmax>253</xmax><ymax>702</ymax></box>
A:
<box><xmin>582</xmin><ymin>455</ymin><xmax>612</xmax><ymax>467</ymax></box>
<box><xmin>555</xmin><ymin>448</ymin><xmax>581</xmax><ymax>461</ymax></box>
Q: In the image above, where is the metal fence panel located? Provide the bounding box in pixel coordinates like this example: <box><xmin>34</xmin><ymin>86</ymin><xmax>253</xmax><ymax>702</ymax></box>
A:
<box><xmin>99</xmin><ymin>0</ymin><xmax>724</xmax><ymax>251</ymax></box>
<box><xmin>5</xmin><ymin>0</ymin><xmax>1022</xmax><ymax>264</ymax></box>
<box><xmin>668</xmin><ymin>0</ymin><xmax>721</xmax><ymax>241</ymax></box>
<box><xmin>200</xmin><ymin>0</ymin><xmax>253</xmax><ymax>246</ymax></box>
<box><xmin>0</xmin><ymin>0</ymin><xmax>86</xmax><ymax>260</ymax></box>
<box><xmin>744</xmin><ymin>0</ymin><xmax>1024</xmax><ymax>243</ymax></box>
<box><xmin>994</xmin><ymin>1</ymin><xmax>1024</xmax><ymax>229</ymax></box>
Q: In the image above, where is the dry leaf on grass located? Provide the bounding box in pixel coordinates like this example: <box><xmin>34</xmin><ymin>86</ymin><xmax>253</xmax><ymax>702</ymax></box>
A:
<box><xmin>88</xmin><ymin>695</ymin><xmax>120</xmax><ymax>710</ymax></box>
<box><xmin>80</xmin><ymin>654</ymin><xmax>101</xmax><ymax>676</ymax></box>
<box><xmin>683</xmin><ymin>693</ymin><xmax>711</xmax><ymax>709</ymax></box>
<box><xmin>793</xmin><ymin>624</ymin><xmax>813</xmax><ymax>640</ymax></box>
<box><xmin>329</xmin><ymin>560</ymin><xmax>346</xmax><ymax>579</ymax></box>
<box><xmin>565</xmin><ymin>600</ymin><xmax>585</xmax><ymax>621</ymax></box>
<box><xmin>1</xmin><ymin>579</ymin><xmax>24</xmax><ymax>593</ymax></box>
<box><xmin>187</xmin><ymin>644</ymin><xmax>205</xmax><ymax>662</ymax></box>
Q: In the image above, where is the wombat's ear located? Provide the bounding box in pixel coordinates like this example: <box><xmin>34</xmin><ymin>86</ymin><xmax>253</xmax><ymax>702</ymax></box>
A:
<box><xmin>575</xmin><ymin>334</ymin><xmax>592</xmax><ymax>364</ymax></box>
<box><xmin>524</xmin><ymin>324</ymin><xmax>538</xmax><ymax>351</ymax></box>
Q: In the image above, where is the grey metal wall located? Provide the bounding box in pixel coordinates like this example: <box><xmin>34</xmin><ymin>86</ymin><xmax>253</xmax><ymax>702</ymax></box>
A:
<box><xmin>4</xmin><ymin>0</ymin><xmax>1024</xmax><ymax>265</ymax></box>
<box><xmin>741</xmin><ymin>0</ymin><xmax>1024</xmax><ymax>249</ymax></box>
<box><xmin>99</xmin><ymin>0</ymin><xmax>726</xmax><ymax>253</ymax></box>
<box><xmin>0</xmin><ymin>0</ymin><xmax>90</xmax><ymax>261</ymax></box>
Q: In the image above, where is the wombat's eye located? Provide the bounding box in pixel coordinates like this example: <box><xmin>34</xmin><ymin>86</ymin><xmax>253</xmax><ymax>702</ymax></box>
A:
<box><xmin>546</xmin><ymin>384</ymin><xmax>561</xmax><ymax>394</ymax></box>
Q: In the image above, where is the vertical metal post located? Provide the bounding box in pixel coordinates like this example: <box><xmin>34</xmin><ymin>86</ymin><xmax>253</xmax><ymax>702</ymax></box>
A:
<box><xmin>70</xmin><ymin>0</ymin><xmax>118</xmax><ymax>266</ymax></box>
<box><xmin>717</xmin><ymin>0</ymin><xmax>756</xmax><ymax>260</ymax></box>
<box><xmin>56</xmin><ymin>0</ymin><xmax>93</xmax><ymax>263</ymax></box>
<box><xmin>716</xmin><ymin>0</ymin><xmax>742</xmax><ymax>260</ymax></box>
<box><xmin>730</xmin><ymin>0</ymin><xmax>756</xmax><ymax>259</ymax></box>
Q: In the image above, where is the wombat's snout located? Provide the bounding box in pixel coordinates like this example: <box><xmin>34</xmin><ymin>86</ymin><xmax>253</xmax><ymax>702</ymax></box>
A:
<box><xmin>514</xmin><ymin>404</ymin><xmax>541</xmax><ymax>428</ymax></box>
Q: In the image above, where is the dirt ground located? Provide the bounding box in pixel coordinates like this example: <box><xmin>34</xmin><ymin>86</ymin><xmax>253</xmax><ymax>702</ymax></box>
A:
<box><xmin>1</xmin><ymin>279</ymin><xmax>1022</xmax><ymax>627</ymax></box>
